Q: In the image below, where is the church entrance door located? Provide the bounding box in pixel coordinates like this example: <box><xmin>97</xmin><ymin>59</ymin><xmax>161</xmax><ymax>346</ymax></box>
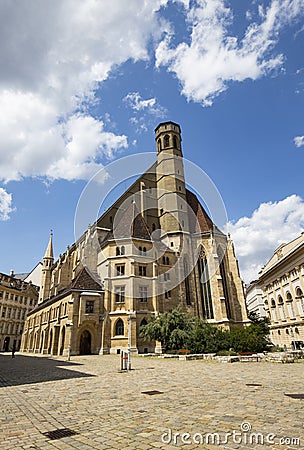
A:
<box><xmin>79</xmin><ymin>330</ymin><xmax>91</xmax><ymax>355</ymax></box>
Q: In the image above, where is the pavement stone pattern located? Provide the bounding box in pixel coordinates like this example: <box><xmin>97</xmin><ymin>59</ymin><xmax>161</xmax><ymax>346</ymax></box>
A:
<box><xmin>0</xmin><ymin>352</ymin><xmax>303</xmax><ymax>450</ymax></box>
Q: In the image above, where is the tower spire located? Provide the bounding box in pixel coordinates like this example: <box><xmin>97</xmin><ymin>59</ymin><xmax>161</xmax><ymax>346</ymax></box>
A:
<box><xmin>39</xmin><ymin>230</ymin><xmax>54</xmax><ymax>303</ymax></box>
<box><xmin>44</xmin><ymin>230</ymin><xmax>54</xmax><ymax>259</ymax></box>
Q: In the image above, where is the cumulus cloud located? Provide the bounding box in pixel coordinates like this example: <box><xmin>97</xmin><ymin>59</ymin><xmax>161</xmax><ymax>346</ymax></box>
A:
<box><xmin>227</xmin><ymin>195</ymin><xmax>304</xmax><ymax>283</ymax></box>
<box><xmin>155</xmin><ymin>0</ymin><xmax>304</xmax><ymax>106</ymax></box>
<box><xmin>0</xmin><ymin>0</ymin><xmax>170</xmax><ymax>182</ymax></box>
<box><xmin>294</xmin><ymin>135</ymin><xmax>304</xmax><ymax>147</ymax></box>
<box><xmin>124</xmin><ymin>92</ymin><xmax>167</xmax><ymax>133</ymax></box>
<box><xmin>0</xmin><ymin>188</ymin><xmax>15</xmax><ymax>221</ymax></box>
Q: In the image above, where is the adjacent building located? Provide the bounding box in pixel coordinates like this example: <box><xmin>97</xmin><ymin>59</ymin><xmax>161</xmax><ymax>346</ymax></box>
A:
<box><xmin>0</xmin><ymin>271</ymin><xmax>39</xmax><ymax>351</ymax></box>
<box><xmin>21</xmin><ymin>121</ymin><xmax>248</xmax><ymax>356</ymax></box>
<box><xmin>245</xmin><ymin>280</ymin><xmax>267</xmax><ymax>318</ymax></box>
<box><xmin>259</xmin><ymin>233</ymin><xmax>304</xmax><ymax>349</ymax></box>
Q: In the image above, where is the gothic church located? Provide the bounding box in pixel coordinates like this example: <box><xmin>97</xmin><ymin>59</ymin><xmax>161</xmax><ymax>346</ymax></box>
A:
<box><xmin>21</xmin><ymin>122</ymin><xmax>247</xmax><ymax>356</ymax></box>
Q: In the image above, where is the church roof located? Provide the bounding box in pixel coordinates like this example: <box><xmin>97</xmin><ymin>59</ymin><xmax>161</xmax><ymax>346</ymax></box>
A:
<box><xmin>186</xmin><ymin>189</ymin><xmax>221</xmax><ymax>234</ymax></box>
<box><xmin>27</xmin><ymin>266</ymin><xmax>103</xmax><ymax>316</ymax></box>
<box><xmin>100</xmin><ymin>201</ymin><xmax>151</xmax><ymax>245</ymax></box>
<box><xmin>68</xmin><ymin>266</ymin><xmax>103</xmax><ymax>291</ymax></box>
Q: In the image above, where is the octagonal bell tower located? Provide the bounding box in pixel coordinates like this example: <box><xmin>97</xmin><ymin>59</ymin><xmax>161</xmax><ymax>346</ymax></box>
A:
<box><xmin>155</xmin><ymin>121</ymin><xmax>189</xmax><ymax>237</ymax></box>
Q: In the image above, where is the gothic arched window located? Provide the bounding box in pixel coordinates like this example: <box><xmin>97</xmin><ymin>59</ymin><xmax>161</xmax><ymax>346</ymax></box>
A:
<box><xmin>140</xmin><ymin>318</ymin><xmax>148</xmax><ymax>327</ymax></box>
<box><xmin>164</xmin><ymin>134</ymin><xmax>170</xmax><ymax>148</ymax></box>
<box><xmin>218</xmin><ymin>246</ymin><xmax>232</xmax><ymax>319</ymax></box>
<box><xmin>158</xmin><ymin>139</ymin><xmax>162</xmax><ymax>152</ymax></box>
<box><xmin>115</xmin><ymin>319</ymin><xmax>124</xmax><ymax>336</ymax></box>
<box><xmin>197</xmin><ymin>246</ymin><xmax>214</xmax><ymax>319</ymax></box>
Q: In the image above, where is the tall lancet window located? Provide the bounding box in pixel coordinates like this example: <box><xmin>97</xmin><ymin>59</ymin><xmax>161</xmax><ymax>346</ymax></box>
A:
<box><xmin>164</xmin><ymin>134</ymin><xmax>170</xmax><ymax>148</ymax></box>
<box><xmin>218</xmin><ymin>246</ymin><xmax>232</xmax><ymax>319</ymax></box>
<box><xmin>197</xmin><ymin>247</ymin><xmax>214</xmax><ymax>319</ymax></box>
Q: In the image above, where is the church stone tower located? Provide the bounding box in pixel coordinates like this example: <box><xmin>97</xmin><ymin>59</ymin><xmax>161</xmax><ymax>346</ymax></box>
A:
<box><xmin>155</xmin><ymin>121</ymin><xmax>189</xmax><ymax>240</ymax></box>
<box><xmin>39</xmin><ymin>231</ymin><xmax>54</xmax><ymax>303</ymax></box>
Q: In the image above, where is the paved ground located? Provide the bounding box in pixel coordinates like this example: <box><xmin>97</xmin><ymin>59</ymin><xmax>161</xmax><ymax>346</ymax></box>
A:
<box><xmin>0</xmin><ymin>352</ymin><xmax>303</xmax><ymax>450</ymax></box>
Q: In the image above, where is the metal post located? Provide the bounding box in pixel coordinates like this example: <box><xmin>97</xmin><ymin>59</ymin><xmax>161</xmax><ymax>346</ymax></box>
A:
<box><xmin>67</xmin><ymin>322</ymin><xmax>73</xmax><ymax>361</ymax></box>
<box><xmin>127</xmin><ymin>313</ymin><xmax>131</xmax><ymax>370</ymax></box>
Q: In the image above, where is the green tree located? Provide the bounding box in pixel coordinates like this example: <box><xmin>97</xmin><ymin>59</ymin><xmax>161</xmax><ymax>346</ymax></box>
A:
<box><xmin>186</xmin><ymin>319</ymin><xmax>230</xmax><ymax>354</ymax></box>
<box><xmin>140</xmin><ymin>306</ymin><xmax>192</xmax><ymax>351</ymax></box>
<box><xmin>229</xmin><ymin>313</ymin><xmax>270</xmax><ymax>353</ymax></box>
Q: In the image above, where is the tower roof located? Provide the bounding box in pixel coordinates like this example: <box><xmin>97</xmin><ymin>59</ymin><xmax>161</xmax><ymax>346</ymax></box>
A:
<box><xmin>44</xmin><ymin>231</ymin><xmax>54</xmax><ymax>259</ymax></box>
<box><xmin>154</xmin><ymin>121</ymin><xmax>181</xmax><ymax>133</ymax></box>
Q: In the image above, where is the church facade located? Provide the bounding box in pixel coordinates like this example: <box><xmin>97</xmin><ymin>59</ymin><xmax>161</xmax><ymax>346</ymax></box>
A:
<box><xmin>21</xmin><ymin>122</ymin><xmax>248</xmax><ymax>356</ymax></box>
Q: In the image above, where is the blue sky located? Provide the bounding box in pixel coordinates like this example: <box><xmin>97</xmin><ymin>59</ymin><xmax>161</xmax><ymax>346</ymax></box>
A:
<box><xmin>0</xmin><ymin>0</ymin><xmax>304</xmax><ymax>283</ymax></box>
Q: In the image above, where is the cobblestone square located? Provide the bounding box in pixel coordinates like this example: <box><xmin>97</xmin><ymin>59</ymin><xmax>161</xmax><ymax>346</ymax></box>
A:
<box><xmin>0</xmin><ymin>353</ymin><xmax>303</xmax><ymax>449</ymax></box>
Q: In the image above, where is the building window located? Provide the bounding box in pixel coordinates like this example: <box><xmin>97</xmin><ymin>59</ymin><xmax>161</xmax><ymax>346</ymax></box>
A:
<box><xmin>139</xmin><ymin>265</ymin><xmax>147</xmax><ymax>277</ymax></box>
<box><xmin>139</xmin><ymin>286</ymin><xmax>148</xmax><ymax>302</ymax></box>
<box><xmin>116</xmin><ymin>246</ymin><xmax>120</xmax><ymax>256</ymax></box>
<box><xmin>198</xmin><ymin>247</ymin><xmax>214</xmax><ymax>319</ymax></box>
<box><xmin>171</xmin><ymin>242</ymin><xmax>174</xmax><ymax>247</ymax></box>
<box><xmin>140</xmin><ymin>318</ymin><xmax>148</xmax><ymax>328</ymax></box>
<box><xmin>218</xmin><ymin>246</ymin><xmax>231</xmax><ymax>319</ymax></box>
<box><xmin>2</xmin><ymin>307</ymin><xmax>6</xmax><ymax>318</ymax></box>
<box><xmin>173</xmin><ymin>135</ymin><xmax>177</xmax><ymax>148</ymax></box>
<box><xmin>116</xmin><ymin>264</ymin><xmax>125</xmax><ymax>276</ymax></box>
<box><xmin>164</xmin><ymin>272</ymin><xmax>170</xmax><ymax>281</ymax></box>
<box><xmin>138</xmin><ymin>246</ymin><xmax>142</xmax><ymax>255</ymax></box>
<box><xmin>165</xmin><ymin>290</ymin><xmax>171</xmax><ymax>299</ymax></box>
<box><xmin>157</xmin><ymin>139</ymin><xmax>161</xmax><ymax>152</ymax></box>
<box><xmin>7</xmin><ymin>308</ymin><xmax>11</xmax><ymax>319</ymax></box>
<box><xmin>115</xmin><ymin>319</ymin><xmax>124</xmax><ymax>336</ymax></box>
<box><xmin>85</xmin><ymin>301</ymin><xmax>94</xmax><ymax>314</ymax></box>
<box><xmin>164</xmin><ymin>134</ymin><xmax>170</xmax><ymax>148</ymax></box>
<box><xmin>121</xmin><ymin>246</ymin><xmax>125</xmax><ymax>255</ymax></box>
<box><xmin>115</xmin><ymin>286</ymin><xmax>125</xmax><ymax>303</ymax></box>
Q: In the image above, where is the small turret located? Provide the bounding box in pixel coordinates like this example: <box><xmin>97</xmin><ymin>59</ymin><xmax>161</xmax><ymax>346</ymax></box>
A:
<box><xmin>39</xmin><ymin>231</ymin><xmax>54</xmax><ymax>303</ymax></box>
<box><xmin>155</xmin><ymin>121</ymin><xmax>182</xmax><ymax>157</ymax></box>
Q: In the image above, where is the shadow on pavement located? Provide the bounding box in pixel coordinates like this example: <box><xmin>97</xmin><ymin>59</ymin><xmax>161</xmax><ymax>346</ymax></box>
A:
<box><xmin>0</xmin><ymin>353</ymin><xmax>95</xmax><ymax>387</ymax></box>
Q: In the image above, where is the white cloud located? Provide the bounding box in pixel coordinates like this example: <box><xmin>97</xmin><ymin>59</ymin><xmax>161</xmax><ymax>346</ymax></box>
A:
<box><xmin>0</xmin><ymin>188</ymin><xmax>15</xmax><ymax>221</ymax></box>
<box><xmin>0</xmin><ymin>0</ymin><xmax>170</xmax><ymax>182</ymax></box>
<box><xmin>227</xmin><ymin>195</ymin><xmax>304</xmax><ymax>283</ymax></box>
<box><xmin>294</xmin><ymin>135</ymin><xmax>304</xmax><ymax>147</ymax></box>
<box><xmin>155</xmin><ymin>0</ymin><xmax>304</xmax><ymax>106</ymax></box>
<box><xmin>124</xmin><ymin>92</ymin><xmax>167</xmax><ymax>117</ymax></box>
<box><xmin>124</xmin><ymin>92</ymin><xmax>168</xmax><ymax>134</ymax></box>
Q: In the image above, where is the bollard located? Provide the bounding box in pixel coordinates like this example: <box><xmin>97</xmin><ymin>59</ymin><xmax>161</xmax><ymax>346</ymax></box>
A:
<box><xmin>121</xmin><ymin>351</ymin><xmax>128</xmax><ymax>370</ymax></box>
